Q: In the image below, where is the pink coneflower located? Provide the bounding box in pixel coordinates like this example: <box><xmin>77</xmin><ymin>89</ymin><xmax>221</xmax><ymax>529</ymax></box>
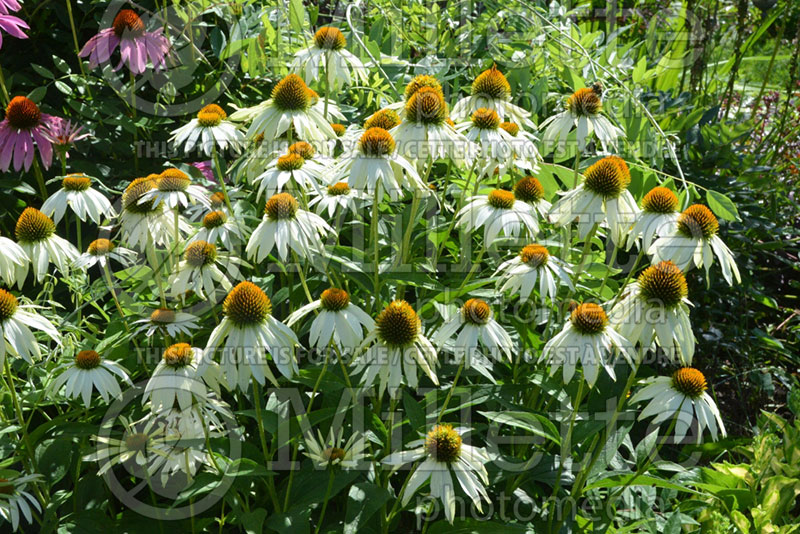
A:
<box><xmin>0</xmin><ymin>0</ymin><xmax>22</xmax><ymax>14</ymax></box>
<box><xmin>79</xmin><ymin>9</ymin><xmax>170</xmax><ymax>75</ymax></box>
<box><xmin>191</xmin><ymin>161</ymin><xmax>215</xmax><ymax>183</ymax></box>
<box><xmin>0</xmin><ymin>96</ymin><xmax>56</xmax><ymax>172</ymax></box>
<box><xmin>0</xmin><ymin>12</ymin><xmax>27</xmax><ymax>48</ymax></box>
<box><xmin>47</xmin><ymin>117</ymin><xmax>89</xmax><ymax>160</ymax></box>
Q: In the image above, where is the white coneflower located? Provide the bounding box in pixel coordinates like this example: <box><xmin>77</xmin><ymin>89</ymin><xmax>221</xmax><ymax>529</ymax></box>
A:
<box><xmin>286</xmin><ymin>287</ymin><xmax>374</xmax><ymax>352</ymax></box>
<box><xmin>252</xmin><ymin>152</ymin><xmax>325</xmax><ymax>200</ymax></box>
<box><xmin>118</xmin><ymin>176</ymin><xmax>188</xmax><ymax>250</ymax></box>
<box><xmin>229</xmin><ymin>74</ymin><xmax>336</xmax><ymax>143</ymax></box>
<box><xmin>86</xmin><ymin>415</ymin><xmax>171</xmax><ymax>477</ymax></box>
<box><xmin>540</xmin><ymin>85</ymin><xmax>624</xmax><ymax>153</ymax></box>
<box><xmin>190</xmin><ymin>209</ymin><xmax>247</xmax><ymax>251</ymax></box>
<box><xmin>456</xmin><ymin>189</ymin><xmax>541</xmax><ymax>244</ymax></box>
<box><xmin>49</xmin><ymin>349</ymin><xmax>132</xmax><ymax>408</ymax></box>
<box><xmin>170</xmin><ymin>103</ymin><xmax>244</xmax><ymax>156</ymax></box>
<box><xmin>353</xmin><ymin>300</ymin><xmax>438</xmax><ymax>396</ymax></box>
<box><xmin>628</xmin><ymin>186</ymin><xmax>680</xmax><ymax>252</ymax></box>
<box><xmin>548</xmin><ymin>156</ymin><xmax>639</xmax><ymax>247</ymax></box>
<box><xmin>132</xmin><ymin>307</ymin><xmax>200</xmax><ymax>338</ymax></box>
<box><xmin>140</xmin><ymin>168</ymin><xmax>211</xmax><ymax>210</ymax></box>
<box><xmin>0</xmin><ymin>232</ymin><xmax>27</xmax><ymax>288</ymax></box>
<box><xmin>205</xmin><ymin>281</ymin><xmax>299</xmax><ymax>391</ymax></box>
<box><xmin>333</xmin><ymin>127</ymin><xmax>428</xmax><ymax>201</ymax></box>
<box><xmin>451</xmin><ymin>65</ymin><xmax>535</xmax><ymax>128</ymax></box>
<box><xmin>432</xmin><ymin>298</ymin><xmax>513</xmax><ymax>382</ymax></box>
<box><xmin>73</xmin><ymin>238</ymin><xmax>137</xmax><ymax>270</ymax></box>
<box><xmin>455</xmin><ymin>107</ymin><xmax>517</xmax><ymax>177</ymax></box>
<box><xmin>0</xmin><ymin>472</ymin><xmax>42</xmax><ymax>532</ymax></box>
<box><xmin>246</xmin><ymin>192</ymin><xmax>335</xmax><ymax>263</ymax></box>
<box><xmin>385</xmin><ymin>75</ymin><xmax>444</xmax><ymax>118</ymax></box>
<box><xmin>309</xmin><ymin>182</ymin><xmax>363</xmax><ymax>218</ymax></box>
<box><xmin>343</xmin><ymin>108</ymin><xmax>403</xmax><ymax>146</ymax></box>
<box><xmin>303</xmin><ymin>429</ymin><xmax>367</xmax><ymax>469</ymax></box>
<box><xmin>498</xmin><ymin>121</ymin><xmax>542</xmax><ymax>173</ymax></box>
<box><xmin>13</xmin><ymin>207</ymin><xmax>79</xmax><ymax>284</ymax></box>
<box><xmin>610</xmin><ymin>261</ymin><xmax>695</xmax><ymax>364</ymax></box>
<box><xmin>382</xmin><ymin>424</ymin><xmax>490</xmax><ymax>524</ymax></box>
<box><xmin>648</xmin><ymin>204</ymin><xmax>741</xmax><ymax>286</ymax></box>
<box><xmin>41</xmin><ymin>173</ymin><xmax>116</xmax><ymax>224</ymax></box>
<box><xmin>291</xmin><ymin>26</ymin><xmax>368</xmax><ymax>90</ymax></box>
<box><xmin>169</xmin><ymin>241</ymin><xmax>245</xmax><ymax>301</ymax></box>
<box><xmin>494</xmin><ymin>244</ymin><xmax>574</xmax><ymax>304</ymax></box>
<box><xmin>143</xmin><ymin>343</ymin><xmax>223</xmax><ymax>413</ymax></box>
<box><xmin>0</xmin><ymin>288</ymin><xmax>59</xmax><ymax>365</ymax></box>
<box><xmin>542</xmin><ymin>303</ymin><xmax>634</xmax><ymax>387</ymax></box>
<box><xmin>630</xmin><ymin>367</ymin><xmax>726</xmax><ymax>443</ymax></box>
<box><xmin>512</xmin><ymin>176</ymin><xmax>551</xmax><ymax>219</ymax></box>
<box><xmin>391</xmin><ymin>87</ymin><xmax>475</xmax><ymax>167</ymax></box>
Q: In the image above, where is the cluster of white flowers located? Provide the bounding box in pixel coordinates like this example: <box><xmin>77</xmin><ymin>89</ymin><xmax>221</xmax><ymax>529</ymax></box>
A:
<box><xmin>0</xmin><ymin>23</ymin><xmax>743</xmax><ymax>532</ymax></box>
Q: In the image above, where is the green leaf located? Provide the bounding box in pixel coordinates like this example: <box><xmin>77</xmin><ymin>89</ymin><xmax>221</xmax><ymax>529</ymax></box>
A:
<box><xmin>478</xmin><ymin>411</ymin><xmax>560</xmax><ymax>445</ymax></box>
<box><xmin>31</xmin><ymin>64</ymin><xmax>54</xmax><ymax>79</ymax></box>
<box><xmin>403</xmin><ymin>390</ymin><xmax>426</xmax><ymax>432</ymax></box>
<box><xmin>344</xmin><ymin>483</ymin><xmax>391</xmax><ymax>534</ymax></box>
<box><xmin>706</xmin><ymin>189</ymin><xmax>740</xmax><ymax>221</ymax></box>
<box><xmin>428</xmin><ymin>518</ymin><xmax>533</xmax><ymax>533</ymax></box>
<box><xmin>289</xmin><ymin>0</ymin><xmax>305</xmax><ymax>34</ymax></box>
<box><xmin>584</xmin><ymin>474</ymin><xmax>701</xmax><ymax>494</ymax></box>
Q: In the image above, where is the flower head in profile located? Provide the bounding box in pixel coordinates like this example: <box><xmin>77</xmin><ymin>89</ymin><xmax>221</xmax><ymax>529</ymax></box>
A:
<box><xmin>648</xmin><ymin>204</ymin><xmax>740</xmax><ymax>286</ymax></box>
<box><xmin>46</xmin><ymin>117</ymin><xmax>89</xmax><ymax>160</ymax></box>
<box><xmin>628</xmin><ymin>186</ymin><xmax>680</xmax><ymax>252</ymax></box>
<box><xmin>140</xmin><ymin>167</ymin><xmax>211</xmax><ymax>210</ymax></box>
<box><xmin>540</xmin><ymin>85</ymin><xmax>624</xmax><ymax>153</ymax></box>
<box><xmin>549</xmin><ymin>156</ymin><xmax>639</xmax><ymax>247</ymax></box>
<box><xmin>49</xmin><ymin>349</ymin><xmax>132</xmax><ymax>408</ymax></box>
<box><xmin>610</xmin><ymin>261</ymin><xmax>695</xmax><ymax>364</ymax></box>
<box><xmin>169</xmin><ymin>240</ymin><xmax>245</xmax><ymax>301</ymax></box>
<box><xmin>309</xmin><ymin>182</ymin><xmax>363</xmax><ymax>218</ymax></box>
<box><xmin>382</xmin><ymin>425</ymin><xmax>490</xmax><ymax>524</ymax></box>
<box><xmin>246</xmin><ymin>192</ymin><xmax>335</xmax><ymax>263</ymax></box>
<box><xmin>0</xmin><ymin>96</ymin><xmax>56</xmax><ymax>172</ymax></box>
<box><xmin>229</xmin><ymin>74</ymin><xmax>336</xmax><ymax>143</ymax></box>
<box><xmin>118</xmin><ymin>175</ymin><xmax>190</xmax><ymax>249</ymax></box>
<box><xmin>334</xmin><ymin>127</ymin><xmax>428</xmax><ymax>201</ymax></box>
<box><xmin>0</xmin><ymin>288</ymin><xmax>60</xmax><ymax>365</ymax></box>
<box><xmin>630</xmin><ymin>367</ymin><xmax>725</xmax><ymax>443</ymax></box>
<box><xmin>304</xmin><ymin>429</ymin><xmax>367</xmax><ymax>469</ymax></box>
<box><xmin>494</xmin><ymin>243</ymin><xmax>574</xmax><ymax>304</ymax></box>
<box><xmin>189</xmin><ymin>209</ymin><xmax>247</xmax><ymax>251</ymax></box>
<box><xmin>391</xmin><ymin>87</ymin><xmax>476</xmax><ymax>167</ymax></box>
<box><xmin>353</xmin><ymin>300</ymin><xmax>438</xmax><ymax>396</ymax></box>
<box><xmin>0</xmin><ymin>231</ymin><xmax>27</xmax><ymax>288</ymax></box>
<box><xmin>74</xmin><ymin>239</ymin><xmax>137</xmax><ymax>271</ymax></box>
<box><xmin>79</xmin><ymin>9</ymin><xmax>170</xmax><ymax>74</ymax></box>
<box><xmin>384</xmin><ymin>75</ymin><xmax>443</xmax><ymax>118</ymax></box>
<box><xmin>144</xmin><ymin>343</ymin><xmax>223</xmax><ymax>414</ymax></box>
<box><xmin>133</xmin><ymin>307</ymin><xmax>200</xmax><ymax>338</ymax></box>
<box><xmin>451</xmin><ymin>64</ymin><xmax>535</xmax><ymax>128</ymax></box>
<box><xmin>171</xmin><ymin>103</ymin><xmax>244</xmax><ymax>157</ymax></box>
<box><xmin>41</xmin><ymin>173</ymin><xmax>116</xmax><ymax>224</ymax></box>
<box><xmin>286</xmin><ymin>287</ymin><xmax>375</xmax><ymax>352</ymax></box>
<box><xmin>542</xmin><ymin>302</ymin><xmax>634</xmax><ymax>387</ymax></box>
<box><xmin>0</xmin><ymin>472</ymin><xmax>42</xmax><ymax>532</ymax></box>
<box><xmin>205</xmin><ymin>281</ymin><xmax>299</xmax><ymax>391</ymax></box>
<box><xmin>14</xmin><ymin>207</ymin><xmax>79</xmax><ymax>284</ymax></box>
<box><xmin>252</xmin><ymin>152</ymin><xmax>325</xmax><ymax>200</ymax></box>
<box><xmin>292</xmin><ymin>26</ymin><xmax>368</xmax><ymax>90</ymax></box>
<box><xmin>456</xmin><ymin>188</ymin><xmax>541</xmax><ymax>244</ymax></box>
<box><xmin>455</xmin><ymin>107</ymin><xmax>519</xmax><ymax>177</ymax></box>
<box><xmin>432</xmin><ymin>298</ymin><xmax>514</xmax><ymax>382</ymax></box>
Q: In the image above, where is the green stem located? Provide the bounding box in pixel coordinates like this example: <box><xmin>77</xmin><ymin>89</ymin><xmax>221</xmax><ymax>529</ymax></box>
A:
<box><xmin>314</xmin><ymin>468</ymin><xmax>336</xmax><ymax>534</ymax></box>
<box><xmin>211</xmin><ymin>145</ymin><xmax>235</xmax><ymax>213</ymax></box>
<box><xmin>0</xmin><ymin>61</ymin><xmax>9</xmax><ymax>103</ymax></box>
<box><xmin>371</xmin><ymin>187</ymin><xmax>381</xmax><ymax>310</ymax></box>
<box><xmin>251</xmin><ymin>379</ymin><xmax>282</xmax><ymax>514</ymax></box>
<box><xmin>146</xmin><ymin>235</ymin><xmax>167</xmax><ymax>308</ymax></box>
<box><xmin>610</xmin><ymin>247</ymin><xmax>644</xmax><ymax>308</ymax></box>
<box><xmin>32</xmin><ymin>159</ymin><xmax>48</xmax><ymax>202</ymax></box>
<box><xmin>547</xmin><ymin>379</ymin><xmax>587</xmax><ymax>531</ymax></box>
<box><xmin>437</xmin><ymin>361</ymin><xmax>464</xmax><ymax>422</ymax></box>
<box><xmin>65</xmin><ymin>0</ymin><xmax>92</xmax><ymax>98</ymax></box>
<box><xmin>596</xmin><ymin>245</ymin><xmax>618</xmax><ymax>297</ymax></box>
